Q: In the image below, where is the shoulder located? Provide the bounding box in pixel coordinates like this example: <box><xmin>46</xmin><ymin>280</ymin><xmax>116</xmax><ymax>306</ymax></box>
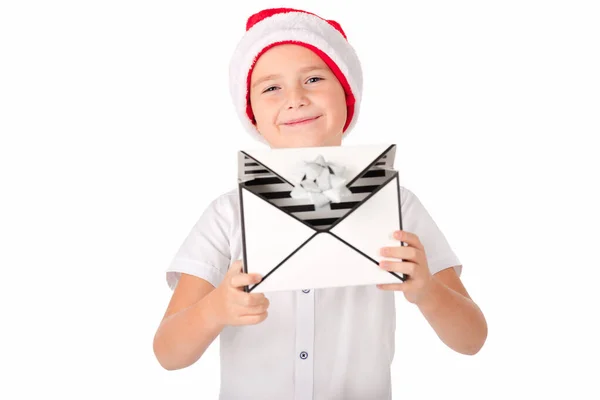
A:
<box><xmin>399</xmin><ymin>185</ymin><xmax>412</xmax><ymax>200</ymax></box>
<box><xmin>398</xmin><ymin>185</ymin><xmax>462</xmax><ymax>275</ymax></box>
<box><xmin>398</xmin><ymin>184</ymin><xmax>437</xmax><ymax>223</ymax></box>
<box><xmin>399</xmin><ymin>185</ymin><xmax>422</xmax><ymax>210</ymax></box>
<box><xmin>203</xmin><ymin>187</ymin><xmax>240</xmax><ymax>217</ymax></box>
<box><xmin>193</xmin><ymin>188</ymin><xmax>241</xmax><ymax>237</ymax></box>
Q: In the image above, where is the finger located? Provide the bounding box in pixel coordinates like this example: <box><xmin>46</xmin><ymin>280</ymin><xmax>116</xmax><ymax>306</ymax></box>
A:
<box><xmin>239</xmin><ymin>299</ymin><xmax>270</xmax><ymax>316</ymax></box>
<box><xmin>226</xmin><ymin>260</ymin><xmax>244</xmax><ymax>276</ymax></box>
<box><xmin>376</xmin><ymin>283</ymin><xmax>406</xmax><ymax>291</ymax></box>
<box><xmin>380</xmin><ymin>245</ymin><xmax>422</xmax><ymax>262</ymax></box>
<box><xmin>229</xmin><ymin>272</ymin><xmax>262</xmax><ymax>288</ymax></box>
<box><xmin>239</xmin><ymin>311</ymin><xmax>268</xmax><ymax>325</ymax></box>
<box><xmin>233</xmin><ymin>292</ymin><xmax>267</xmax><ymax>308</ymax></box>
<box><xmin>393</xmin><ymin>230</ymin><xmax>424</xmax><ymax>250</ymax></box>
<box><xmin>379</xmin><ymin>261</ymin><xmax>417</xmax><ymax>276</ymax></box>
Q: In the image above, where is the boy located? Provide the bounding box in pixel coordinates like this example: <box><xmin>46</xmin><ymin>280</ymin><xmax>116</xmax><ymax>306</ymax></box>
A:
<box><xmin>153</xmin><ymin>8</ymin><xmax>487</xmax><ymax>400</ymax></box>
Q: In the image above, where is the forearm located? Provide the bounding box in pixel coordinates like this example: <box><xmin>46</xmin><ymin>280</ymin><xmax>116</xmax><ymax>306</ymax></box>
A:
<box><xmin>417</xmin><ymin>277</ymin><xmax>487</xmax><ymax>355</ymax></box>
<box><xmin>153</xmin><ymin>291</ymin><xmax>225</xmax><ymax>370</ymax></box>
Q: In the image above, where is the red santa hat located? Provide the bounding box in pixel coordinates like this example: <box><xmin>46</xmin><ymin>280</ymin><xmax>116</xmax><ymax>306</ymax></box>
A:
<box><xmin>229</xmin><ymin>8</ymin><xmax>363</xmax><ymax>144</ymax></box>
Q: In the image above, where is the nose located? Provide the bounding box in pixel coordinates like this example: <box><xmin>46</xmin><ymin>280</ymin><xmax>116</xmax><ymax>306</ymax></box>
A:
<box><xmin>285</xmin><ymin>85</ymin><xmax>309</xmax><ymax>110</ymax></box>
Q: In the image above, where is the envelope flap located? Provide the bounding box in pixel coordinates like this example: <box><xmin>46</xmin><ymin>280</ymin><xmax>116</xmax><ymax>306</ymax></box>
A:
<box><xmin>330</xmin><ymin>175</ymin><xmax>402</xmax><ymax>261</ymax></box>
<box><xmin>241</xmin><ymin>187</ymin><xmax>316</xmax><ymax>282</ymax></box>
<box><xmin>241</xmin><ymin>144</ymin><xmax>396</xmax><ymax>184</ymax></box>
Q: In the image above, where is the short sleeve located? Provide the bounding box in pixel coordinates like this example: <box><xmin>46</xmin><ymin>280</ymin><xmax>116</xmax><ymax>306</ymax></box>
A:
<box><xmin>165</xmin><ymin>195</ymin><xmax>232</xmax><ymax>290</ymax></box>
<box><xmin>400</xmin><ymin>187</ymin><xmax>462</xmax><ymax>276</ymax></box>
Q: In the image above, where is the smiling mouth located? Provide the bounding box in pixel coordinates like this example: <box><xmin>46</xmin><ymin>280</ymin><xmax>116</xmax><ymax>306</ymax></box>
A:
<box><xmin>281</xmin><ymin>116</ymin><xmax>321</xmax><ymax>126</ymax></box>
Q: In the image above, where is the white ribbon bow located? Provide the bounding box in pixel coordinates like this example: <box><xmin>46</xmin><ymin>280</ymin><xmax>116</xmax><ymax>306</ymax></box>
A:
<box><xmin>290</xmin><ymin>155</ymin><xmax>352</xmax><ymax>208</ymax></box>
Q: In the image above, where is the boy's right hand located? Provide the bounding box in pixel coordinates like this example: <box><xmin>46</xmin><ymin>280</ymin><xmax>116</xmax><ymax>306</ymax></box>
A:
<box><xmin>210</xmin><ymin>260</ymin><xmax>270</xmax><ymax>327</ymax></box>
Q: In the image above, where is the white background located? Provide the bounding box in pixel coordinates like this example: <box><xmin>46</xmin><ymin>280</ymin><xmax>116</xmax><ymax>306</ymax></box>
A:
<box><xmin>1</xmin><ymin>0</ymin><xmax>599</xmax><ymax>399</ymax></box>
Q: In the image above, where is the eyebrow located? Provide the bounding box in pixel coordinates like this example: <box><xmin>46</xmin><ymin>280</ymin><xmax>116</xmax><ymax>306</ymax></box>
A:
<box><xmin>251</xmin><ymin>66</ymin><xmax>327</xmax><ymax>89</ymax></box>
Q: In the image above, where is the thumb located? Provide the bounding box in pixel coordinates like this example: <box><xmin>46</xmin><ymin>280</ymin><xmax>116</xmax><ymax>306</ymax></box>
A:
<box><xmin>227</xmin><ymin>260</ymin><xmax>244</xmax><ymax>276</ymax></box>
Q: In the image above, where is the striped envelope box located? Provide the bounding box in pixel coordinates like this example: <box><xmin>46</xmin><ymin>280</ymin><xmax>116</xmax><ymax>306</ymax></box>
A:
<box><xmin>238</xmin><ymin>144</ymin><xmax>407</xmax><ymax>293</ymax></box>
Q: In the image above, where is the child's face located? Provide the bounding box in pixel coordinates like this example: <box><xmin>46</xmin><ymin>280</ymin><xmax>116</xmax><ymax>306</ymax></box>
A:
<box><xmin>249</xmin><ymin>44</ymin><xmax>347</xmax><ymax>148</ymax></box>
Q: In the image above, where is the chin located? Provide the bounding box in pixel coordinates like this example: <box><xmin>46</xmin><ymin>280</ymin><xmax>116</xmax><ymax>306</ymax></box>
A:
<box><xmin>295</xmin><ymin>137</ymin><xmax>327</xmax><ymax>148</ymax></box>
<box><xmin>284</xmin><ymin>130</ymin><xmax>340</xmax><ymax>148</ymax></box>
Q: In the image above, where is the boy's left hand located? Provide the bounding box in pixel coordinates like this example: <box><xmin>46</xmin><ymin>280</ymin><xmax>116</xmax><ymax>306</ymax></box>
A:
<box><xmin>378</xmin><ymin>230</ymin><xmax>433</xmax><ymax>305</ymax></box>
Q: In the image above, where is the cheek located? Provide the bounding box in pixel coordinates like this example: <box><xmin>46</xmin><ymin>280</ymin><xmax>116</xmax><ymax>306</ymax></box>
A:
<box><xmin>323</xmin><ymin>92</ymin><xmax>347</xmax><ymax>129</ymax></box>
<box><xmin>251</xmin><ymin>98</ymin><xmax>281</xmax><ymax>140</ymax></box>
<box><xmin>251</xmin><ymin>96</ymin><xmax>279</xmax><ymax>124</ymax></box>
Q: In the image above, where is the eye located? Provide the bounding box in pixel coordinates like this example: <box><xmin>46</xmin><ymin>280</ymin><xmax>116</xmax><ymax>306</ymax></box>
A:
<box><xmin>306</xmin><ymin>77</ymin><xmax>323</xmax><ymax>84</ymax></box>
<box><xmin>262</xmin><ymin>86</ymin><xmax>279</xmax><ymax>94</ymax></box>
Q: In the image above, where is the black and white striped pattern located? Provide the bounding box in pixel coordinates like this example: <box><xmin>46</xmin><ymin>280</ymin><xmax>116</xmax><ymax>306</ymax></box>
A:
<box><xmin>239</xmin><ymin>147</ymin><xmax>397</xmax><ymax>230</ymax></box>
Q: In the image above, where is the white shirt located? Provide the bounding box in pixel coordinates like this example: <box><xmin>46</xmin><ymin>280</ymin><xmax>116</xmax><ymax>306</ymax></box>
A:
<box><xmin>166</xmin><ymin>185</ymin><xmax>461</xmax><ymax>400</ymax></box>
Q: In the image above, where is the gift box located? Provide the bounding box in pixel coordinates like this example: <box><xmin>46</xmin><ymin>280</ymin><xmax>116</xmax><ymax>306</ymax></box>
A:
<box><xmin>238</xmin><ymin>144</ymin><xmax>406</xmax><ymax>293</ymax></box>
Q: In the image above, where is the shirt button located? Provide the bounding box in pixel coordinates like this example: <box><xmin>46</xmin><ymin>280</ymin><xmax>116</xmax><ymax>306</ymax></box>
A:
<box><xmin>302</xmin><ymin>289</ymin><xmax>310</xmax><ymax>293</ymax></box>
<box><xmin>299</xmin><ymin>351</ymin><xmax>308</xmax><ymax>360</ymax></box>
